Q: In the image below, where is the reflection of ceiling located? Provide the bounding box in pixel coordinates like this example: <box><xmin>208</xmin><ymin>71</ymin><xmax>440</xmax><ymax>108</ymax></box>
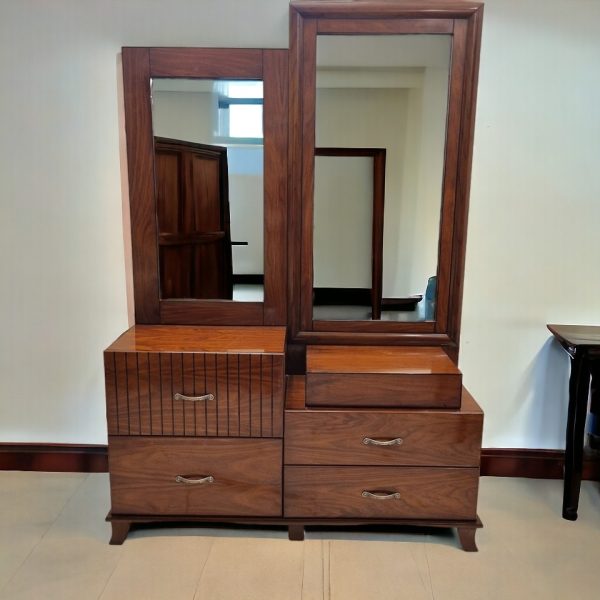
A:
<box><xmin>317</xmin><ymin>67</ymin><xmax>423</xmax><ymax>89</ymax></box>
<box><xmin>317</xmin><ymin>35</ymin><xmax>451</xmax><ymax>69</ymax></box>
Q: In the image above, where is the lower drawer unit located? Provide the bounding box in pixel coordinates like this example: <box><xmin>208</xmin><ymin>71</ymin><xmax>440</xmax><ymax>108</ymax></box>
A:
<box><xmin>109</xmin><ymin>437</ymin><xmax>282</xmax><ymax>516</ymax></box>
<box><xmin>284</xmin><ymin>466</ymin><xmax>479</xmax><ymax>519</ymax></box>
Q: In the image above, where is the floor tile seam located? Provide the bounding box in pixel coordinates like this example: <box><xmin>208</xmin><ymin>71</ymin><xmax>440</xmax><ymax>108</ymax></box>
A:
<box><xmin>0</xmin><ymin>473</ymin><xmax>90</xmax><ymax>595</ymax></box>
<box><xmin>95</xmin><ymin>541</ymin><xmax>126</xmax><ymax>600</ymax></box>
<box><xmin>192</xmin><ymin>538</ymin><xmax>216</xmax><ymax>600</ymax></box>
<box><xmin>423</xmin><ymin>542</ymin><xmax>436</xmax><ymax>600</ymax></box>
<box><xmin>410</xmin><ymin>542</ymin><xmax>434</xmax><ymax>598</ymax></box>
<box><xmin>299</xmin><ymin>538</ymin><xmax>306</xmax><ymax>600</ymax></box>
<box><xmin>325</xmin><ymin>540</ymin><xmax>331</xmax><ymax>600</ymax></box>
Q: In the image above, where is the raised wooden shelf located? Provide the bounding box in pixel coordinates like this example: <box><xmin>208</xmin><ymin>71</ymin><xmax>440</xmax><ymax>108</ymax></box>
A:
<box><xmin>306</xmin><ymin>346</ymin><xmax>462</xmax><ymax>408</ymax></box>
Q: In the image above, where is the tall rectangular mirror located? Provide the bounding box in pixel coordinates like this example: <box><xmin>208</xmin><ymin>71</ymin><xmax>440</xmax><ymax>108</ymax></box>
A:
<box><xmin>122</xmin><ymin>48</ymin><xmax>287</xmax><ymax>326</ymax></box>
<box><xmin>151</xmin><ymin>78</ymin><xmax>265</xmax><ymax>303</ymax></box>
<box><xmin>313</xmin><ymin>35</ymin><xmax>451</xmax><ymax>322</ymax></box>
<box><xmin>288</xmin><ymin>1</ymin><xmax>484</xmax><ymax>348</ymax></box>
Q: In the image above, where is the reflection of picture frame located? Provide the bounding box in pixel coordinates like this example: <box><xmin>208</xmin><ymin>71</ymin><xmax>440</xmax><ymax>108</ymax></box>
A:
<box><xmin>314</xmin><ymin>147</ymin><xmax>386</xmax><ymax>319</ymax></box>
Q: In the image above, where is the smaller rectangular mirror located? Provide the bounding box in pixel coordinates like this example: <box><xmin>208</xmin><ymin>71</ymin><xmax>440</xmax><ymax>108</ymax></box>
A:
<box><xmin>151</xmin><ymin>78</ymin><xmax>265</xmax><ymax>303</ymax></box>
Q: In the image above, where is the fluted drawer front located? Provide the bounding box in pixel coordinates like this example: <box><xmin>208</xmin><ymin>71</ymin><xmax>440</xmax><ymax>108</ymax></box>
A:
<box><xmin>284</xmin><ymin>466</ymin><xmax>479</xmax><ymax>519</ymax></box>
<box><xmin>109</xmin><ymin>437</ymin><xmax>281</xmax><ymax>516</ymax></box>
<box><xmin>285</xmin><ymin>403</ymin><xmax>483</xmax><ymax>467</ymax></box>
<box><xmin>105</xmin><ymin>351</ymin><xmax>283</xmax><ymax>438</ymax></box>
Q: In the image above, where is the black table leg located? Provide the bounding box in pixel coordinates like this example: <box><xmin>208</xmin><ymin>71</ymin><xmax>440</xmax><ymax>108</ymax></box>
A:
<box><xmin>562</xmin><ymin>351</ymin><xmax>590</xmax><ymax>520</ymax></box>
<box><xmin>588</xmin><ymin>356</ymin><xmax>600</xmax><ymax>450</ymax></box>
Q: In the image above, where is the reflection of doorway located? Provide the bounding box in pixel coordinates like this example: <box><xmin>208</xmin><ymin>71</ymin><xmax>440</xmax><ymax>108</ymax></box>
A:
<box><xmin>313</xmin><ymin>147</ymin><xmax>386</xmax><ymax>318</ymax></box>
<box><xmin>154</xmin><ymin>137</ymin><xmax>233</xmax><ymax>300</ymax></box>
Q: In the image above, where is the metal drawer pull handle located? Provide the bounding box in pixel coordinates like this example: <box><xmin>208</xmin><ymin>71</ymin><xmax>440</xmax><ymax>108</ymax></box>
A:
<box><xmin>362</xmin><ymin>491</ymin><xmax>401</xmax><ymax>500</ymax></box>
<box><xmin>175</xmin><ymin>475</ymin><xmax>214</xmax><ymax>485</ymax></box>
<box><xmin>174</xmin><ymin>393</ymin><xmax>215</xmax><ymax>402</ymax></box>
<box><xmin>362</xmin><ymin>437</ymin><xmax>403</xmax><ymax>447</ymax></box>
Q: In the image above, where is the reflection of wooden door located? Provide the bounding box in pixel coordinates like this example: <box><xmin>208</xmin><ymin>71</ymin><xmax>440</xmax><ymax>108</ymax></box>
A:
<box><xmin>154</xmin><ymin>137</ymin><xmax>233</xmax><ymax>299</ymax></box>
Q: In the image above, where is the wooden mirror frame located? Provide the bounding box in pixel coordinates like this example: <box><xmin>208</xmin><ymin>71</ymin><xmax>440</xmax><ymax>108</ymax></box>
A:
<box><xmin>122</xmin><ymin>47</ymin><xmax>288</xmax><ymax>326</ymax></box>
<box><xmin>287</xmin><ymin>1</ymin><xmax>483</xmax><ymax>355</ymax></box>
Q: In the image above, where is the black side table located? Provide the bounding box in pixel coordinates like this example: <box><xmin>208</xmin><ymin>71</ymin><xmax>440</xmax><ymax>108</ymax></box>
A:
<box><xmin>547</xmin><ymin>324</ymin><xmax>600</xmax><ymax>520</ymax></box>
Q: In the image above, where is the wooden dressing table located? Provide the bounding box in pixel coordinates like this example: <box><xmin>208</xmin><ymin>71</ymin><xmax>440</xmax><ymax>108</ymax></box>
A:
<box><xmin>104</xmin><ymin>1</ymin><xmax>485</xmax><ymax>550</ymax></box>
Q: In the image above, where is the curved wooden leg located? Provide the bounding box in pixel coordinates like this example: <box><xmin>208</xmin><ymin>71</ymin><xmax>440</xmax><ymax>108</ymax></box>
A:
<box><xmin>457</xmin><ymin>526</ymin><xmax>478</xmax><ymax>552</ymax></box>
<box><xmin>288</xmin><ymin>524</ymin><xmax>304</xmax><ymax>541</ymax></box>
<box><xmin>109</xmin><ymin>520</ymin><xmax>131</xmax><ymax>545</ymax></box>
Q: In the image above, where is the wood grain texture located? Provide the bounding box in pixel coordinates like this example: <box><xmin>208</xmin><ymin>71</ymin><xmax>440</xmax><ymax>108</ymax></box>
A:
<box><xmin>262</xmin><ymin>49</ymin><xmax>289</xmax><ymax>326</ymax></box>
<box><xmin>109</xmin><ymin>437</ymin><xmax>281</xmax><ymax>516</ymax></box>
<box><xmin>105</xmin><ymin>327</ymin><xmax>285</xmax><ymax>438</ymax></box>
<box><xmin>306</xmin><ymin>345</ymin><xmax>462</xmax><ymax>407</ymax></box>
<box><xmin>307</xmin><ymin>345</ymin><xmax>461</xmax><ymax>374</ymax></box>
<box><xmin>122</xmin><ymin>46</ymin><xmax>288</xmax><ymax>326</ymax></box>
<box><xmin>446</xmin><ymin>8</ymin><xmax>484</xmax><ymax>352</ymax></box>
<box><xmin>149</xmin><ymin>48</ymin><xmax>263</xmax><ymax>79</ymax></box>
<box><xmin>122</xmin><ymin>48</ymin><xmax>159</xmax><ymax>323</ymax></box>
<box><xmin>106</xmin><ymin>325</ymin><xmax>286</xmax><ymax>354</ymax></box>
<box><xmin>287</xmin><ymin>4</ymin><xmax>484</xmax><ymax>348</ymax></box>
<box><xmin>285</xmin><ymin>379</ymin><xmax>482</xmax><ymax>466</ymax></box>
<box><xmin>316</xmin><ymin>17</ymin><xmax>453</xmax><ymax>34</ymax></box>
<box><xmin>159</xmin><ymin>300</ymin><xmax>264</xmax><ymax>326</ymax></box>
<box><xmin>306</xmin><ymin>373</ymin><xmax>462</xmax><ymax>408</ymax></box>
<box><xmin>291</xmin><ymin>1</ymin><xmax>482</xmax><ymax>19</ymax></box>
<box><xmin>284</xmin><ymin>466</ymin><xmax>479</xmax><ymax>519</ymax></box>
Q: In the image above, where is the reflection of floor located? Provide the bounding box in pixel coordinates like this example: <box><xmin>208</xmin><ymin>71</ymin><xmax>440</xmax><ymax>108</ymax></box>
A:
<box><xmin>232</xmin><ymin>284</ymin><xmax>264</xmax><ymax>302</ymax></box>
<box><xmin>313</xmin><ymin>301</ymin><xmax>427</xmax><ymax>322</ymax></box>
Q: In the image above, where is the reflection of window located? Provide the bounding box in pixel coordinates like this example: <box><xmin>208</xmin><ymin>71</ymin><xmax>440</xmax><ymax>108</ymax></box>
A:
<box><xmin>216</xmin><ymin>81</ymin><xmax>263</xmax><ymax>143</ymax></box>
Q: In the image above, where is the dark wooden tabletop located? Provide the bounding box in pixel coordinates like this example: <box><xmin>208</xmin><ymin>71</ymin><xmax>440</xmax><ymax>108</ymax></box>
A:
<box><xmin>547</xmin><ymin>324</ymin><xmax>600</xmax><ymax>347</ymax></box>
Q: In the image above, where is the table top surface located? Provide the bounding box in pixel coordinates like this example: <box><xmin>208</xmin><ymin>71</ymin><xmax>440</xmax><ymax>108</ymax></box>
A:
<box><xmin>547</xmin><ymin>324</ymin><xmax>600</xmax><ymax>347</ymax></box>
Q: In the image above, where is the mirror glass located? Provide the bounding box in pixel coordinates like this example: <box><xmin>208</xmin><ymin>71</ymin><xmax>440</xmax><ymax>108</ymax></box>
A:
<box><xmin>313</xmin><ymin>35</ymin><xmax>451</xmax><ymax>322</ymax></box>
<box><xmin>151</xmin><ymin>78</ymin><xmax>264</xmax><ymax>302</ymax></box>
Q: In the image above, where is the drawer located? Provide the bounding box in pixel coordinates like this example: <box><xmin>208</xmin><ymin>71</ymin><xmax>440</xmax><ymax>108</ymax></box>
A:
<box><xmin>104</xmin><ymin>326</ymin><xmax>285</xmax><ymax>438</ymax></box>
<box><xmin>284</xmin><ymin>466</ymin><xmax>479</xmax><ymax>519</ymax></box>
<box><xmin>306</xmin><ymin>346</ymin><xmax>461</xmax><ymax>408</ymax></box>
<box><xmin>285</xmin><ymin>378</ymin><xmax>483</xmax><ymax>467</ymax></box>
<box><xmin>109</xmin><ymin>437</ymin><xmax>282</xmax><ymax>516</ymax></box>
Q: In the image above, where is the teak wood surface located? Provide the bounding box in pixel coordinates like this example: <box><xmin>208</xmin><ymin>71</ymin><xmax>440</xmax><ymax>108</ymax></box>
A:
<box><xmin>122</xmin><ymin>47</ymin><xmax>288</xmax><ymax>326</ymax></box>
<box><xmin>287</xmin><ymin>1</ymin><xmax>484</xmax><ymax>351</ymax></box>
<box><xmin>106</xmin><ymin>325</ymin><xmax>286</xmax><ymax>354</ymax></box>
<box><xmin>109</xmin><ymin>437</ymin><xmax>282</xmax><ymax>516</ymax></box>
<box><xmin>307</xmin><ymin>346</ymin><xmax>461</xmax><ymax>374</ymax></box>
<box><xmin>305</xmin><ymin>346</ymin><xmax>462</xmax><ymax>407</ymax></box>
<box><xmin>284</xmin><ymin>466</ymin><xmax>479</xmax><ymax>519</ymax></box>
<box><xmin>105</xmin><ymin>326</ymin><xmax>285</xmax><ymax>438</ymax></box>
<box><xmin>285</xmin><ymin>376</ymin><xmax>482</xmax><ymax>466</ymax></box>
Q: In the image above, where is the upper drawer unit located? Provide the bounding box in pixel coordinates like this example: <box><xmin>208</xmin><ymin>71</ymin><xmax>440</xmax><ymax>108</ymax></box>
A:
<box><xmin>104</xmin><ymin>325</ymin><xmax>286</xmax><ymax>438</ymax></box>
<box><xmin>306</xmin><ymin>346</ymin><xmax>462</xmax><ymax>409</ymax></box>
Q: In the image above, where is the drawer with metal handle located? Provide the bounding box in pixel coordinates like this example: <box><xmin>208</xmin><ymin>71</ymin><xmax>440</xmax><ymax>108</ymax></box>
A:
<box><xmin>285</xmin><ymin>377</ymin><xmax>483</xmax><ymax>467</ymax></box>
<box><xmin>104</xmin><ymin>344</ymin><xmax>284</xmax><ymax>438</ymax></box>
<box><xmin>109</xmin><ymin>437</ymin><xmax>282</xmax><ymax>516</ymax></box>
<box><xmin>284</xmin><ymin>466</ymin><xmax>479</xmax><ymax>519</ymax></box>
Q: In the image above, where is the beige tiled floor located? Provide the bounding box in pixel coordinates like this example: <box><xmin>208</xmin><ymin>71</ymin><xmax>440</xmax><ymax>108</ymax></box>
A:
<box><xmin>0</xmin><ymin>473</ymin><xmax>599</xmax><ymax>599</ymax></box>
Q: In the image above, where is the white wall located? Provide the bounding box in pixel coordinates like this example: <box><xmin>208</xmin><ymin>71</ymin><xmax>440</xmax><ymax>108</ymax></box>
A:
<box><xmin>0</xmin><ymin>0</ymin><xmax>599</xmax><ymax>448</ymax></box>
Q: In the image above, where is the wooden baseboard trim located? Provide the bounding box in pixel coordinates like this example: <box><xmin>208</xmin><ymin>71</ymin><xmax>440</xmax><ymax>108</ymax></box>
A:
<box><xmin>1</xmin><ymin>445</ymin><xmax>599</xmax><ymax>479</ymax></box>
<box><xmin>481</xmin><ymin>448</ymin><xmax>600</xmax><ymax>480</ymax></box>
<box><xmin>0</xmin><ymin>443</ymin><xmax>108</xmax><ymax>473</ymax></box>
